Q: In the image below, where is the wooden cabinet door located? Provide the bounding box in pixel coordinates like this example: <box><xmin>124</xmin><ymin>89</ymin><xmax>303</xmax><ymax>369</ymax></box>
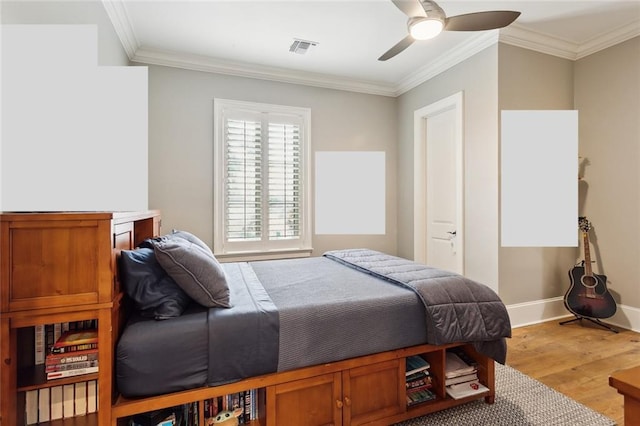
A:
<box><xmin>1</xmin><ymin>217</ymin><xmax>112</xmax><ymax>311</ymax></box>
<box><xmin>343</xmin><ymin>359</ymin><xmax>405</xmax><ymax>426</ymax></box>
<box><xmin>268</xmin><ymin>372</ymin><xmax>343</xmax><ymax>426</ymax></box>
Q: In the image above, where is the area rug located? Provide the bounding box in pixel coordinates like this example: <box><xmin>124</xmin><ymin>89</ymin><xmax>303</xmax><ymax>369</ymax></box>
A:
<box><xmin>396</xmin><ymin>363</ymin><xmax>616</xmax><ymax>425</ymax></box>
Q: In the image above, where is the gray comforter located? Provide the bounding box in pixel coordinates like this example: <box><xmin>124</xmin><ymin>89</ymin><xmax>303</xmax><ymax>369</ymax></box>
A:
<box><xmin>324</xmin><ymin>249</ymin><xmax>512</xmax><ymax>363</ymax></box>
<box><xmin>117</xmin><ymin>249</ymin><xmax>511</xmax><ymax>397</ymax></box>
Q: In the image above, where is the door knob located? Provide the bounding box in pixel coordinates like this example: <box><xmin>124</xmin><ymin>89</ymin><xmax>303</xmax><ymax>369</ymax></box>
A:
<box><xmin>447</xmin><ymin>231</ymin><xmax>457</xmax><ymax>236</ymax></box>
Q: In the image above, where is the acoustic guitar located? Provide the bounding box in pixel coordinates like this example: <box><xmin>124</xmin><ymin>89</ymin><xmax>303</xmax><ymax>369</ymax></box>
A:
<box><xmin>564</xmin><ymin>217</ymin><xmax>616</xmax><ymax>319</ymax></box>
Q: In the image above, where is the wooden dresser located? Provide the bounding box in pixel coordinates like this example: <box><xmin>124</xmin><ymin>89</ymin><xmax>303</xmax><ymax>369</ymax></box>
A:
<box><xmin>0</xmin><ymin>211</ymin><xmax>160</xmax><ymax>425</ymax></box>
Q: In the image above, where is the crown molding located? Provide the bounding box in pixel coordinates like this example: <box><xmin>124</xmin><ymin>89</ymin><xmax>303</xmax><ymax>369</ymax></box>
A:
<box><xmin>500</xmin><ymin>20</ymin><xmax>640</xmax><ymax>61</ymax></box>
<box><xmin>499</xmin><ymin>23</ymin><xmax>578</xmax><ymax>60</ymax></box>
<box><xmin>394</xmin><ymin>31</ymin><xmax>500</xmax><ymax>96</ymax></box>
<box><xmin>132</xmin><ymin>47</ymin><xmax>398</xmax><ymax>97</ymax></box>
<box><xmin>101</xmin><ymin>0</ymin><xmax>139</xmax><ymax>60</ymax></box>
<box><xmin>576</xmin><ymin>20</ymin><xmax>640</xmax><ymax>60</ymax></box>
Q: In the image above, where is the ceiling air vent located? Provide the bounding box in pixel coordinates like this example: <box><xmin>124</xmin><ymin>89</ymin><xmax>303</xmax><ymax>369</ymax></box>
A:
<box><xmin>289</xmin><ymin>38</ymin><xmax>318</xmax><ymax>55</ymax></box>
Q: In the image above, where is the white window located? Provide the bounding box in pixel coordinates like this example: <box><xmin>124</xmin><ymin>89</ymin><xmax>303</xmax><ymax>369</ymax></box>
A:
<box><xmin>213</xmin><ymin>99</ymin><xmax>312</xmax><ymax>260</ymax></box>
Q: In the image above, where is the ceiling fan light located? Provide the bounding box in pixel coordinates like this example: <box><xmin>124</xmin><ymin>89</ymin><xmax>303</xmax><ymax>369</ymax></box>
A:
<box><xmin>410</xmin><ymin>18</ymin><xmax>443</xmax><ymax>40</ymax></box>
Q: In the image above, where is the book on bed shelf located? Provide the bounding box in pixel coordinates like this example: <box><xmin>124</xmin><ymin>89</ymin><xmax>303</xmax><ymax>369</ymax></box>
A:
<box><xmin>406</xmin><ymin>388</ymin><xmax>436</xmax><ymax>406</ymax></box>
<box><xmin>445</xmin><ymin>379</ymin><xmax>489</xmax><ymax>399</ymax></box>
<box><xmin>406</xmin><ymin>372</ymin><xmax>432</xmax><ymax>390</ymax></box>
<box><xmin>203</xmin><ymin>389</ymin><xmax>260</xmax><ymax>424</ymax></box>
<box><xmin>406</xmin><ymin>355</ymin><xmax>431</xmax><ymax>376</ymax></box>
<box><xmin>444</xmin><ymin>349</ymin><xmax>487</xmax><ymax>399</ymax></box>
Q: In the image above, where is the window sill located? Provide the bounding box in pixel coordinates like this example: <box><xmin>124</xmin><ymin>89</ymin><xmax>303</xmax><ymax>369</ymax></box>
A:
<box><xmin>214</xmin><ymin>248</ymin><xmax>313</xmax><ymax>263</ymax></box>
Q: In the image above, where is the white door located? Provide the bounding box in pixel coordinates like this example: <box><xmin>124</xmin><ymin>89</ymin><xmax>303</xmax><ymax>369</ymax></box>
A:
<box><xmin>414</xmin><ymin>92</ymin><xmax>463</xmax><ymax>274</ymax></box>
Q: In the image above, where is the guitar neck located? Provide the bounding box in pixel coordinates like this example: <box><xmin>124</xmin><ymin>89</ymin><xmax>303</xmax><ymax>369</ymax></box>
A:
<box><xmin>583</xmin><ymin>230</ymin><xmax>593</xmax><ymax>276</ymax></box>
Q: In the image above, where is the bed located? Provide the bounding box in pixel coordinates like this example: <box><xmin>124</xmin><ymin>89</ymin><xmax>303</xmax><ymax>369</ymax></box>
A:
<box><xmin>114</xmin><ymin>234</ymin><xmax>511</xmax><ymax>424</ymax></box>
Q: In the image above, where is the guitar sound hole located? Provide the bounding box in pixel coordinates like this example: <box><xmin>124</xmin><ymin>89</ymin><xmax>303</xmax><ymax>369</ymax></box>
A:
<box><xmin>581</xmin><ymin>275</ymin><xmax>598</xmax><ymax>289</ymax></box>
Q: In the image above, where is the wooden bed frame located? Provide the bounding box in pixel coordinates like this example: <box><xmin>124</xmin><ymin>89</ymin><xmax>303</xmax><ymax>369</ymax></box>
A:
<box><xmin>0</xmin><ymin>211</ymin><xmax>495</xmax><ymax>426</ymax></box>
<box><xmin>111</xmin><ymin>341</ymin><xmax>495</xmax><ymax>425</ymax></box>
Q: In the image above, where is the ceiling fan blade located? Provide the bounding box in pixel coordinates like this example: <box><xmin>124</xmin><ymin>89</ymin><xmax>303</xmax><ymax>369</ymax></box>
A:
<box><xmin>378</xmin><ymin>35</ymin><xmax>415</xmax><ymax>61</ymax></box>
<box><xmin>444</xmin><ymin>10</ymin><xmax>521</xmax><ymax>31</ymax></box>
<box><xmin>391</xmin><ymin>0</ymin><xmax>426</xmax><ymax>18</ymax></box>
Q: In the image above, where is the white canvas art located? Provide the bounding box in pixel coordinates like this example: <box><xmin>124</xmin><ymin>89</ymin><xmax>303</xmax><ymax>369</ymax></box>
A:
<box><xmin>501</xmin><ymin>110</ymin><xmax>578</xmax><ymax>247</ymax></box>
<box><xmin>315</xmin><ymin>151</ymin><xmax>385</xmax><ymax>235</ymax></box>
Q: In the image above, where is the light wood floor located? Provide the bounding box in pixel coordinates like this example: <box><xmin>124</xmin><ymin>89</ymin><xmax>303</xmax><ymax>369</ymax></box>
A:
<box><xmin>506</xmin><ymin>317</ymin><xmax>640</xmax><ymax>425</ymax></box>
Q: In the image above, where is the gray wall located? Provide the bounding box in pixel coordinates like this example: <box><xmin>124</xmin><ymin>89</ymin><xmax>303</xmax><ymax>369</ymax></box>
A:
<box><xmin>396</xmin><ymin>45</ymin><xmax>500</xmax><ymax>290</ymax></box>
<box><xmin>574</xmin><ymin>36</ymin><xmax>640</xmax><ymax>312</ymax></box>
<box><xmin>497</xmin><ymin>43</ymin><xmax>578</xmax><ymax>305</ymax></box>
<box><xmin>141</xmin><ymin>64</ymin><xmax>398</xmax><ymax>255</ymax></box>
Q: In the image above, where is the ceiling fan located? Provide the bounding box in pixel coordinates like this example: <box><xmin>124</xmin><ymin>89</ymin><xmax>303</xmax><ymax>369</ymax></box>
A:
<box><xmin>379</xmin><ymin>0</ymin><xmax>521</xmax><ymax>61</ymax></box>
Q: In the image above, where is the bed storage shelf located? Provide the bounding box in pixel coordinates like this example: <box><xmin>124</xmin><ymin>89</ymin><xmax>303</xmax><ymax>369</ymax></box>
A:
<box><xmin>112</xmin><ymin>341</ymin><xmax>494</xmax><ymax>426</ymax></box>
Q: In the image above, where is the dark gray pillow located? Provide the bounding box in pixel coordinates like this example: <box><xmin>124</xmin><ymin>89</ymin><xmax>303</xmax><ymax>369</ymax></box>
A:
<box><xmin>151</xmin><ymin>236</ymin><xmax>231</xmax><ymax>308</ymax></box>
<box><xmin>119</xmin><ymin>248</ymin><xmax>191</xmax><ymax>320</ymax></box>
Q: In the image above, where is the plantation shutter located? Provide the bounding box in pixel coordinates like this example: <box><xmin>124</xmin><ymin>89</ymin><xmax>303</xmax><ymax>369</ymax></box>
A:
<box><xmin>268</xmin><ymin>120</ymin><xmax>301</xmax><ymax>240</ymax></box>
<box><xmin>222</xmin><ymin>112</ymin><xmax>303</xmax><ymax>247</ymax></box>
<box><xmin>225</xmin><ymin>116</ymin><xmax>262</xmax><ymax>242</ymax></box>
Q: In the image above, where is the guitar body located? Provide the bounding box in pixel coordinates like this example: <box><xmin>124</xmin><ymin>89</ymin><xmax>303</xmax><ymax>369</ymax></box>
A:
<box><xmin>564</xmin><ymin>265</ymin><xmax>616</xmax><ymax>319</ymax></box>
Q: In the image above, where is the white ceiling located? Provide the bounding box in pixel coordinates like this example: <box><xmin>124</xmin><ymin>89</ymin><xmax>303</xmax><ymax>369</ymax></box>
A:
<box><xmin>103</xmin><ymin>0</ymin><xmax>640</xmax><ymax>96</ymax></box>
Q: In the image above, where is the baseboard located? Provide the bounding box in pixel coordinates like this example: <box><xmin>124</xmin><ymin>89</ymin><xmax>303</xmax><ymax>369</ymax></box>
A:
<box><xmin>506</xmin><ymin>297</ymin><xmax>640</xmax><ymax>332</ymax></box>
<box><xmin>506</xmin><ymin>297</ymin><xmax>571</xmax><ymax>328</ymax></box>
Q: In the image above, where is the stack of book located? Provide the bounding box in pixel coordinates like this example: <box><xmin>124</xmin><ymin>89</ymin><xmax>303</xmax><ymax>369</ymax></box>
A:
<box><xmin>46</xmin><ymin>329</ymin><xmax>98</xmax><ymax>380</ymax></box>
<box><xmin>204</xmin><ymin>389</ymin><xmax>260</xmax><ymax>424</ymax></box>
<box><xmin>405</xmin><ymin>355</ymin><xmax>436</xmax><ymax>406</ymax></box>
<box><xmin>25</xmin><ymin>380</ymin><xmax>98</xmax><ymax>423</ymax></box>
<box><xmin>444</xmin><ymin>349</ymin><xmax>489</xmax><ymax>399</ymax></box>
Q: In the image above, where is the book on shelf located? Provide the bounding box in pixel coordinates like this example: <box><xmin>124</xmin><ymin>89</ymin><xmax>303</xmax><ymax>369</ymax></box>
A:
<box><xmin>445</xmin><ymin>372</ymin><xmax>478</xmax><ymax>386</ymax></box>
<box><xmin>406</xmin><ymin>372</ymin><xmax>432</xmax><ymax>390</ymax></box>
<box><xmin>25</xmin><ymin>390</ymin><xmax>38</xmax><ymax>425</ymax></box>
<box><xmin>50</xmin><ymin>329</ymin><xmax>98</xmax><ymax>354</ymax></box>
<box><xmin>25</xmin><ymin>381</ymin><xmax>98</xmax><ymax>424</ymax></box>
<box><xmin>407</xmin><ymin>383</ymin><xmax>434</xmax><ymax>394</ymax></box>
<box><xmin>46</xmin><ymin>365</ymin><xmax>99</xmax><ymax>380</ymax></box>
<box><xmin>444</xmin><ymin>351</ymin><xmax>476</xmax><ymax>379</ymax></box>
<box><xmin>38</xmin><ymin>384</ymin><xmax>50</xmax><ymax>422</ymax></box>
<box><xmin>50</xmin><ymin>386</ymin><xmax>63</xmax><ymax>420</ymax></box>
<box><xmin>46</xmin><ymin>359</ymin><xmax>99</xmax><ymax>373</ymax></box>
<box><xmin>405</xmin><ymin>369</ymin><xmax>430</xmax><ymax>382</ymax></box>
<box><xmin>449</xmin><ymin>347</ymin><xmax>479</xmax><ymax>367</ymax></box>
<box><xmin>75</xmin><ymin>381</ymin><xmax>87</xmax><ymax>416</ymax></box>
<box><xmin>35</xmin><ymin>324</ymin><xmax>45</xmax><ymax>365</ymax></box>
<box><xmin>63</xmin><ymin>384</ymin><xmax>75</xmax><ymax>417</ymax></box>
<box><xmin>46</xmin><ymin>348</ymin><xmax>99</xmax><ymax>365</ymax></box>
<box><xmin>406</xmin><ymin>355</ymin><xmax>431</xmax><ymax>376</ymax></box>
<box><xmin>406</xmin><ymin>388</ymin><xmax>436</xmax><ymax>406</ymax></box>
<box><xmin>445</xmin><ymin>379</ymin><xmax>489</xmax><ymax>399</ymax></box>
<box><xmin>204</xmin><ymin>389</ymin><xmax>259</xmax><ymax>424</ymax></box>
<box><xmin>87</xmin><ymin>380</ymin><xmax>98</xmax><ymax>413</ymax></box>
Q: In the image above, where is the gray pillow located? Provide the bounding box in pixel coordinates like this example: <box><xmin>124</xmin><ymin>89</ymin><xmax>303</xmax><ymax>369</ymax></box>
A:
<box><xmin>151</xmin><ymin>236</ymin><xmax>231</xmax><ymax>308</ymax></box>
<box><xmin>119</xmin><ymin>248</ymin><xmax>191</xmax><ymax>320</ymax></box>
<box><xmin>168</xmin><ymin>229</ymin><xmax>212</xmax><ymax>254</ymax></box>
